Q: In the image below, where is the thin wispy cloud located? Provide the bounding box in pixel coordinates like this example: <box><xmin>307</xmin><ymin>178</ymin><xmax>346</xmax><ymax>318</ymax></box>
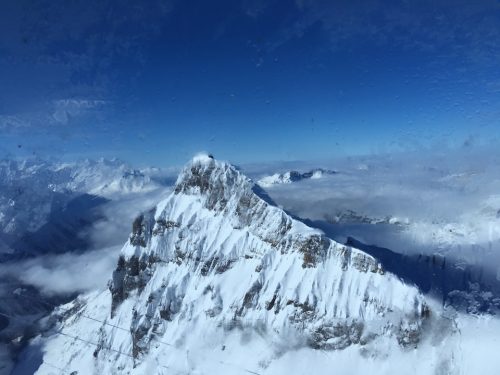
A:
<box><xmin>0</xmin><ymin>0</ymin><xmax>174</xmax><ymax>137</ymax></box>
<box><xmin>0</xmin><ymin>99</ymin><xmax>108</xmax><ymax>134</ymax></box>
<box><xmin>51</xmin><ymin>99</ymin><xmax>107</xmax><ymax>125</ymax></box>
<box><xmin>263</xmin><ymin>0</ymin><xmax>500</xmax><ymax>66</ymax></box>
<box><xmin>0</xmin><ymin>115</ymin><xmax>31</xmax><ymax>130</ymax></box>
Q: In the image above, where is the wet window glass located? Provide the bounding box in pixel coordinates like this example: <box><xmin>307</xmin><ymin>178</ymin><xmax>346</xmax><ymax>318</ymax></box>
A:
<box><xmin>1</xmin><ymin>1</ymin><xmax>500</xmax><ymax>373</ymax></box>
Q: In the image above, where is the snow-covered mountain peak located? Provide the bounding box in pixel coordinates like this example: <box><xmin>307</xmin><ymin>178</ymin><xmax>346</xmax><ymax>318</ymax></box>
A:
<box><xmin>174</xmin><ymin>153</ymin><xmax>245</xmax><ymax>195</ymax></box>
<box><xmin>35</xmin><ymin>156</ymin><xmax>435</xmax><ymax>374</ymax></box>
<box><xmin>191</xmin><ymin>152</ymin><xmax>215</xmax><ymax>165</ymax></box>
<box><xmin>132</xmin><ymin>155</ymin><xmax>321</xmax><ymax>262</ymax></box>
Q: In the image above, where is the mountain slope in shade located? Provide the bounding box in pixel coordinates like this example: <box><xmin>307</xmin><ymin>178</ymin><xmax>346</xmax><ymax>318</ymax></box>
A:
<box><xmin>0</xmin><ymin>158</ymin><xmax>172</xmax><ymax>245</ymax></box>
<box><xmin>34</xmin><ymin>154</ymin><xmax>435</xmax><ymax>374</ymax></box>
<box><xmin>257</xmin><ymin>168</ymin><xmax>336</xmax><ymax>187</ymax></box>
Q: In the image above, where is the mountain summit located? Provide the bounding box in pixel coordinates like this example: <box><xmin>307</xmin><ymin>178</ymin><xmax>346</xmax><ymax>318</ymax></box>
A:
<box><xmin>35</xmin><ymin>154</ymin><xmax>431</xmax><ymax>374</ymax></box>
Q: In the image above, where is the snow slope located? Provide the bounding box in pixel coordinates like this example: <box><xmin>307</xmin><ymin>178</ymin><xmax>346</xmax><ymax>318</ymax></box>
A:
<box><xmin>34</xmin><ymin>155</ymin><xmax>435</xmax><ymax>374</ymax></box>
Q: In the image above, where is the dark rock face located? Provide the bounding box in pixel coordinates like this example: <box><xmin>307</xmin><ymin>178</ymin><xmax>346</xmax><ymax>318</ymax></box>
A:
<box><xmin>351</xmin><ymin>252</ymin><xmax>383</xmax><ymax>274</ymax></box>
<box><xmin>152</xmin><ymin>219</ymin><xmax>180</xmax><ymax>236</ymax></box>
<box><xmin>237</xmin><ymin>281</ymin><xmax>263</xmax><ymax>316</ymax></box>
<box><xmin>288</xmin><ymin>299</ymin><xmax>317</xmax><ymax>324</ymax></box>
<box><xmin>265</xmin><ymin>292</ymin><xmax>280</xmax><ymax>312</ymax></box>
<box><xmin>131</xmin><ymin>320</ymin><xmax>150</xmax><ymax>358</ymax></box>
<box><xmin>200</xmin><ymin>257</ymin><xmax>217</xmax><ymax>276</ymax></box>
<box><xmin>130</xmin><ymin>210</ymin><xmax>155</xmax><ymax>247</ymax></box>
<box><xmin>175</xmin><ymin>161</ymin><xmax>239</xmax><ymax>214</ymax></box>
<box><xmin>287</xmin><ymin>171</ymin><xmax>303</xmax><ymax>182</ymax></box>
<box><xmin>174</xmin><ymin>164</ymin><xmax>216</xmax><ymax>195</ymax></box>
<box><xmin>200</xmin><ymin>256</ymin><xmax>235</xmax><ymax>276</ymax></box>
<box><xmin>299</xmin><ymin>235</ymin><xmax>329</xmax><ymax>268</ymax></box>
<box><xmin>235</xmin><ymin>193</ymin><xmax>261</xmax><ymax>225</ymax></box>
<box><xmin>446</xmin><ymin>285</ymin><xmax>500</xmax><ymax>314</ymax></box>
<box><xmin>110</xmin><ymin>256</ymin><xmax>126</xmax><ymax>315</ymax></box>
<box><xmin>129</xmin><ymin>287</ymin><xmax>185</xmax><ymax>359</ymax></box>
<box><xmin>109</xmin><ymin>254</ymin><xmax>159</xmax><ymax>317</ymax></box>
<box><xmin>309</xmin><ymin>322</ymin><xmax>364</xmax><ymax>350</ymax></box>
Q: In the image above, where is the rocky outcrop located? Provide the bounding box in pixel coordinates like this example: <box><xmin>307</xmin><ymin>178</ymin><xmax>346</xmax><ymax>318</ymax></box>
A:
<box><xmin>298</xmin><ymin>235</ymin><xmax>329</xmax><ymax>268</ymax></box>
<box><xmin>129</xmin><ymin>210</ymin><xmax>155</xmax><ymax>247</ymax></box>
<box><xmin>110</xmin><ymin>253</ymin><xmax>159</xmax><ymax>316</ymax></box>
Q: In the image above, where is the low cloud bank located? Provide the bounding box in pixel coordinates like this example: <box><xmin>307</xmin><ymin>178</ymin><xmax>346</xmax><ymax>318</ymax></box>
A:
<box><xmin>242</xmin><ymin>146</ymin><xmax>500</xmax><ymax>272</ymax></box>
<box><xmin>0</xmin><ymin>245</ymin><xmax>120</xmax><ymax>296</ymax></box>
<box><xmin>3</xmin><ymin>146</ymin><xmax>500</xmax><ymax>295</ymax></box>
<box><xmin>1</xmin><ymin>187</ymin><xmax>172</xmax><ymax>297</ymax></box>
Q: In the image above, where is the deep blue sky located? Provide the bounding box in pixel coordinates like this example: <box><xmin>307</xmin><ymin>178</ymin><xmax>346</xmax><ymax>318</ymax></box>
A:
<box><xmin>1</xmin><ymin>0</ymin><xmax>500</xmax><ymax>166</ymax></box>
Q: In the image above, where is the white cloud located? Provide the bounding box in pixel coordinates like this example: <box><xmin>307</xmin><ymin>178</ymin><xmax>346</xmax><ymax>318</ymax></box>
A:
<box><xmin>0</xmin><ymin>185</ymin><xmax>171</xmax><ymax>297</ymax></box>
<box><xmin>0</xmin><ymin>246</ymin><xmax>120</xmax><ymax>296</ymax></box>
<box><xmin>0</xmin><ymin>115</ymin><xmax>31</xmax><ymax>130</ymax></box>
<box><xmin>0</xmin><ymin>98</ymin><xmax>108</xmax><ymax>134</ymax></box>
<box><xmin>51</xmin><ymin>99</ymin><xmax>107</xmax><ymax>125</ymax></box>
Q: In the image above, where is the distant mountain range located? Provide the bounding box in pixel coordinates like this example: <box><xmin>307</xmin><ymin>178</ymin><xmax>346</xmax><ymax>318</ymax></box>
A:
<box><xmin>0</xmin><ymin>158</ymin><xmax>175</xmax><ymax>258</ymax></box>
<box><xmin>257</xmin><ymin>168</ymin><xmax>337</xmax><ymax>187</ymax></box>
